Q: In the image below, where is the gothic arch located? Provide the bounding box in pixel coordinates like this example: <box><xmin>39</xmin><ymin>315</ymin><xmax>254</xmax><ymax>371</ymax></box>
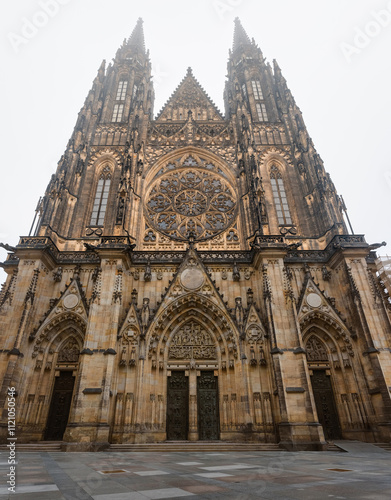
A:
<box><xmin>144</xmin><ymin>146</ymin><xmax>237</xmax><ymax>187</ymax></box>
<box><xmin>88</xmin><ymin>150</ymin><xmax>122</xmax><ymax>169</ymax></box>
<box><xmin>300</xmin><ymin>310</ymin><xmax>355</xmax><ymax>367</ymax></box>
<box><xmin>257</xmin><ymin>152</ymin><xmax>298</xmax><ymax>234</ymax></box>
<box><xmin>87</xmin><ymin>160</ymin><xmax>115</xmax><ymax>229</ymax></box>
<box><xmin>164</xmin><ymin>315</ymin><xmax>219</xmax><ymax>363</ymax></box>
<box><xmin>32</xmin><ymin>312</ymin><xmax>86</xmax><ymax>362</ymax></box>
<box><xmin>147</xmin><ymin>293</ymin><xmax>240</xmax><ymax>369</ymax></box>
<box><xmin>257</xmin><ymin>148</ymin><xmax>294</xmax><ymax>172</ymax></box>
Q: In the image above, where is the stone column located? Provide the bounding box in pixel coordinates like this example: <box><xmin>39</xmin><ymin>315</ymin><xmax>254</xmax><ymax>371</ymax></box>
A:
<box><xmin>63</xmin><ymin>253</ymin><xmax>125</xmax><ymax>451</ymax></box>
<box><xmin>188</xmin><ymin>369</ymin><xmax>198</xmax><ymax>441</ymax></box>
<box><xmin>260</xmin><ymin>250</ymin><xmax>326</xmax><ymax>450</ymax></box>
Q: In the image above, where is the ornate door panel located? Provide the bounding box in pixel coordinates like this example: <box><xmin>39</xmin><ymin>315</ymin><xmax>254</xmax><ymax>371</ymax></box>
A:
<box><xmin>45</xmin><ymin>371</ymin><xmax>75</xmax><ymax>441</ymax></box>
<box><xmin>167</xmin><ymin>371</ymin><xmax>189</xmax><ymax>440</ymax></box>
<box><xmin>197</xmin><ymin>372</ymin><xmax>219</xmax><ymax>440</ymax></box>
<box><xmin>311</xmin><ymin>370</ymin><xmax>341</xmax><ymax>440</ymax></box>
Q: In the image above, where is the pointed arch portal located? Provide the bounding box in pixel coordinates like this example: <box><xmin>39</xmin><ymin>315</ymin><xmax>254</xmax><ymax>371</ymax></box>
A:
<box><xmin>305</xmin><ymin>334</ymin><xmax>342</xmax><ymax>441</ymax></box>
<box><xmin>43</xmin><ymin>330</ymin><xmax>83</xmax><ymax>442</ymax></box>
<box><xmin>165</xmin><ymin>319</ymin><xmax>220</xmax><ymax>441</ymax></box>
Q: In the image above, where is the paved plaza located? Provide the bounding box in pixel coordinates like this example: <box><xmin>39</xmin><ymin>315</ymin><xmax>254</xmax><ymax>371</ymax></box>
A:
<box><xmin>0</xmin><ymin>441</ymin><xmax>390</xmax><ymax>500</ymax></box>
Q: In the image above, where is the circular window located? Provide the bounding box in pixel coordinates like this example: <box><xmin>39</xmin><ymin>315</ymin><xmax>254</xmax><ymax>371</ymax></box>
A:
<box><xmin>145</xmin><ymin>166</ymin><xmax>237</xmax><ymax>241</ymax></box>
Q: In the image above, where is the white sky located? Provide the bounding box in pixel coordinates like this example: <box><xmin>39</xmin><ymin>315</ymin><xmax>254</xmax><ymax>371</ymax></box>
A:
<box><xmin>1</xmin><ymin>0</ymin><xmax>391</xmax><ymax>285</ymax></box>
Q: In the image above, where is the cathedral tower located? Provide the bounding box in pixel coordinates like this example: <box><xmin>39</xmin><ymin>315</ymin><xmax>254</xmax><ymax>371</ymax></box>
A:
<box><xmin>1</xmin><ymin>18</ymin><xmax>390</xmax><ymax>451</ymax></box>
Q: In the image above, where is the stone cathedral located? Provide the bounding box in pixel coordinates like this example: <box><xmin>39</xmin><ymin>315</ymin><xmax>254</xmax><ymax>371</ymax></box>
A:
<box><xmin>1</xmin><ymin>18</ymin><xmax>390</xmax><ymax>452</ymax></box>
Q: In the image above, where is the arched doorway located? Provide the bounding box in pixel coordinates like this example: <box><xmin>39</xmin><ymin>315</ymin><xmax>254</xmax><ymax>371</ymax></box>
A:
<box><xmin>44</xmin><ymin>338</ymin><xmax>80</xmax><ymax>441</ymax></box>
<box><xmin>166</xmin><ymin>320</ymin><xmax>220</xmax><ymax>441</ymax></box>
<box><xmin>306</xmin><ymin>335</ymin><xmax>341</xmax><ymax>440</ymax></box>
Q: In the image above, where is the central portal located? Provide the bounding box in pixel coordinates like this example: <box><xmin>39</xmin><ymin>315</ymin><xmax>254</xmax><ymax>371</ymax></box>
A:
<box><xmin>166</xmin><ymin>371</ymin><xmax>219</xmax><ymax>441</ymax></box>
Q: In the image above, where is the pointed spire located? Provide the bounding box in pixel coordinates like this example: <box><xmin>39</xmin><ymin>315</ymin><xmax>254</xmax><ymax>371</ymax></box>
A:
<box><xmin>233</xmin><ymin>17</ymin><xmax>251</xmax><ymax>52</ymax></box>
<box><xmin>127</xmin><ymin>17</ymin><xmax>146</xmax><ymax>54</ymax></box>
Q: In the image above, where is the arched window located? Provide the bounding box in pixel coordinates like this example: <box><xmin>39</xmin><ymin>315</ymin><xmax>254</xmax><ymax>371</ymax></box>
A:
<box><xmin>112</xmin><ymin>104</ymin><xmax>124</xmax><ymax>122</ymax></box>
<box><xmin>270</xmin><ymin>165</ymin><xmax>292</xmax><ymax>225</ymax></box>
<box><xmin>116</xmin><ymin>80</ymin><xmax>128</xmax><ymax>100</ymax></box>
<box><xmin>251</xmin><ymin>80</ymin><xmax>268</xmax><ymax>122</ymax></box>
<box><xmin>90</xmin><ymin>167</ymin><xmax>112</xmax><ymax>226</ymax></box>
<box><xmin>111</xmin><ymin>80</ymin><xmax>128</xmax><ymax>122</ymax></box>
<box><xmin>132</xmin><ymin>84</ymin><xmax>138</xmax><ymax>100</ymax></box>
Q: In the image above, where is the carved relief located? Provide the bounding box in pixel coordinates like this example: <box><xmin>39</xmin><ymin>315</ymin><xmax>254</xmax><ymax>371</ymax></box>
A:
<box><xmin>58</xmin><ymin>338</ymin><xmax>80</xmax><ymax>363</ymax></box>
<box><xmin>119</xmin><ymin>327</ymin><xmax>139</xmax><ymax>367</ymax></box>
<box><xmin>306</xmin><ymin>336</ymin><xmax>328</xmax><ymax>362</ymax></box>
<box><xmin>169</xmin><ymin>322</ymin><xmax>216</xmax><ymax>360</ymax></box>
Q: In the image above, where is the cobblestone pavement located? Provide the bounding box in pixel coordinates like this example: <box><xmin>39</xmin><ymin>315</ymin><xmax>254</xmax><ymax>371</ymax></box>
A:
<box><xmin>0</xmin><ymin>441</ymin><xmax>390</xmax><ymax>499</ymax></box>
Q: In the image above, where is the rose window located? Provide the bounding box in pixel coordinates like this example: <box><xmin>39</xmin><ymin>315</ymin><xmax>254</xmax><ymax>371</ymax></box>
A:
<box><xmin>145</xmin><ymin>167</ymin><xmax>237</xmax><ymax>241</ymax></box>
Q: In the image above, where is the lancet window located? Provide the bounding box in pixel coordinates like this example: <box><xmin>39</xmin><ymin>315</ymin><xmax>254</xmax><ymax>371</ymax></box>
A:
<box><xmin>252</xmin><ymin>80</ymin><xmax>268</xmax><ymax>122</ymax></box>
<box><xmin>116</xmin><ymin>80</ymin><xmax>128</xmax><ymax>100</ymax></box>
<box><xmin>90</xmin><ymin>167</ymin><xmax>112</xmax><ymax>226</ymax></box>
<box><xmin>270</xmin><ymin>165</ymin><xmax>292</xmax><ymax>225</ymax></box>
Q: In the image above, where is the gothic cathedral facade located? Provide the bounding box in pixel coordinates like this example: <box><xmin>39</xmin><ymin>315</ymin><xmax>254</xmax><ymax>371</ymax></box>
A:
<box><xmin>1</xmin><ymin>19</ymin><xmax>391</xmax><ymax>451</ymax></box>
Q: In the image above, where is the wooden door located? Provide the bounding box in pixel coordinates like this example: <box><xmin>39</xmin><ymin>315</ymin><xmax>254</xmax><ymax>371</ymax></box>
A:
<box><xmin>197</xmin><ymin>371</ymin><xmax>219</xmax><ymax>440</ymax></box>
<box><xmin>44</xmin><ymin>371</ymin><xmax>75</xmax><ymax>441</ymax></box>
<box><xmin>311</xmin><ymin>370</ymin><xmax>341</xmax><ymax>440</ymax></box>
<box><xmin>167</xmin><ymin>371</ymin><xmax>189</xmax><ymax>440</ymax></box>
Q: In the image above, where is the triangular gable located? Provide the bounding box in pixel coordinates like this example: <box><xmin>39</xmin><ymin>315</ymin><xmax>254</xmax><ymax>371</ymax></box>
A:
<box><xmin>149</xmin><ymin>246</ymin><xmax>233</xmax><ymax>331</ymax></box>
<box><xmin>156</xmin><ymin>68</ymin><xmax>224</xmax><ymax>121</ymax></box>
<box><xmin>146</xmin><ymin>245</ymin><xmax>240</xmax><ymax>362</ymax></box>
<box><xmin>29</xmin><ymin>277</ymin><xmax>88</xmax><ymax>342</ymax></box>
<box><xmin>244</xmin><ymin>303</ymin><xmax>268</xmax><ymax>343</ymax></box>
<box><xmin>118</xmin><ymin>301</ymin><xmax>142</xmax><ymax>366</ymax></box>
<box><xmin>118</xmin><ymin>302</ymin><xmax>142</xmax><ymax>339</ymax></box>
<box><xmin>297</xmin><ymin>272</ymin><xmax>346</xmax><ymax>329</ymax></box>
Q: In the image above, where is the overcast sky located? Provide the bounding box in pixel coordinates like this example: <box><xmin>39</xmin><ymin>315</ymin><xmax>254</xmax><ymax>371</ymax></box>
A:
<box><xmin>1</xmin><ymin>0</ymin><xmax>390</xmax><ymax>285</ymax></box>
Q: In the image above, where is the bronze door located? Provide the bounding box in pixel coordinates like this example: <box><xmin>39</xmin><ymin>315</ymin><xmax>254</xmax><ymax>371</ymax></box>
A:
<box><xmin>45</xmin><ymin>371</ymin><xmax>75</xmax><ymax>441</ymax></box>
<box><xmin>167</xmin><ymin>371</ymin><xmax>189</xmax><ymax>440</ymax></box>
<box><xmin>311</xmin><ymin>370</ymin><xmax>341</xmax><ymax>440</ymax></box>
<box><xmin>197</xmin><ymin>372</ymin><xmax>219</xmax><ymax>440</ymax></box>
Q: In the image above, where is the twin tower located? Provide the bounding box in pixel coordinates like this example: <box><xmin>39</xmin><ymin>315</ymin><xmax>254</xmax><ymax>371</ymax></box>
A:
<box><xmin>1</xmin><ymin>18</ymin><xmax>390</xmax><ymax>451</ymax></box>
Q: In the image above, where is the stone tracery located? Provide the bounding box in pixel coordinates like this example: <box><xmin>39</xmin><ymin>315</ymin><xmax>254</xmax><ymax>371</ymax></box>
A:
<box><xmin>145</xmin><ymin>158</ymin><xmax>237</xmax><ymax>241</ymax></box>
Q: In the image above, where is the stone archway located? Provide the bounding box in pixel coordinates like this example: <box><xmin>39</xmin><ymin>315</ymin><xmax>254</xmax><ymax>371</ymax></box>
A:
<box><xmin>305</xmin><ymin>335</ymin><xmax>342</xmax><ymax>440</ymax></box>
<box><xmin>141</xmin><ymin>293</ymin><xmax>242</xmax><ymax>443</ymax></box>
<box><xmin>44</xmin><ymin>336</ymin><xmax>81</xmax><ymax>441</ymax></box>
<box><xmin>27</xmin><ymin>315</ymin><xmax>85</xmax><ymax>442</ymax></box>
<box><xmin>165</xmin><ymin>320</ymin><xmax>220</xmax><ymax>441</ymax></box>
<box><xmin>301</xmin><ymin>314</ymin><xmax>371</xmax><ymax>440</ymax></box>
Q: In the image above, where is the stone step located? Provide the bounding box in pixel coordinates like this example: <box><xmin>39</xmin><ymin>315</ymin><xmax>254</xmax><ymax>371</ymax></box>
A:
<box><xmin>109</xmin><ymin>442</ymin><xmax>280</xmax><ymax>452</ymax></box>
<box><xmin>0</xmin><ymin>442</ymin><xmax>62</xmax><ymax>452</ymax></box>
<box><xmin>373</xmin><ymin>443</ymin><xmax>391</xmax><ymax>452</ymax></box>
<box><xmin>326</xmin><ymin>442</ymin><xmax>346</xmax><ymax>452</ymax></box>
